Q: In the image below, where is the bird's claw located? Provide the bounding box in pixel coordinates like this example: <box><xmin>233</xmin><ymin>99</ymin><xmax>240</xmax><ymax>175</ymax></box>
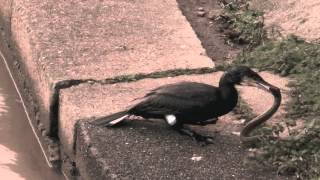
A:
<box><xmin>194</xmin><ymin>135</ymin><xmax>214</xmax><ymax>146</ymax></box>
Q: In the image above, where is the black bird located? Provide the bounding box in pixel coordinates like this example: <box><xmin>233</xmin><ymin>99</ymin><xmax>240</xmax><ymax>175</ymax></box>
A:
<box><xmin>92</xmin><ymin>66</ymin><xmax>277</xmax><ymax>144</ymax></box>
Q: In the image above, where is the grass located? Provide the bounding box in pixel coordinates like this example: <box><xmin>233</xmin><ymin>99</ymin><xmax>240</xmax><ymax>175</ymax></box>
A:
<box><xmin>235</xmin><ymin>36</ymin><xmax>320</xmax><ymax>120</ymax></box>
<box><xmin>233</xmin><ymin>36</ymin><xmax>320</xmax><ymax>179</ymax></box>
<box><xmin>216</xmin><ymin>1</ymin><xmax>320</xmax><ymax>179</ymax></box>
<box><xmin>217</xmin><ymin>0</ymin><xmax>266</xmax><ymax>48</ymax></box>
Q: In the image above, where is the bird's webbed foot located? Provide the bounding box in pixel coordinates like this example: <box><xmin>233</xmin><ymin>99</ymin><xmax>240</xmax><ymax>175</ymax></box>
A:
<box><xmin>173</xmin><ymin>125</ymin><xmax>214</xmax><ymax>146</ymax></box>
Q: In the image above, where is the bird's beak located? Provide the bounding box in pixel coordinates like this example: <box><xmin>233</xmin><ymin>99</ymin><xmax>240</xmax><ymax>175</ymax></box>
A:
<box><xmin>240</xmin><ymin>77</ymin><xmax>256</xmax><ymax>87</ymax></box>
<box><xmin>255</xmin><ymin>79</ymin><xmax>282</xmax><ymax>94</ymax></box>
<box><xmin>241</xmin><ymin>77</ymin><xmax>279</xmax><ymax>93</ymax></box>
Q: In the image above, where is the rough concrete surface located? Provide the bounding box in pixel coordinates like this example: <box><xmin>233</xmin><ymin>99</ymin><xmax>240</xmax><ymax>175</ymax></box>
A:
<box><xmin>75</xmin><ymin>120</ymin><xmax>286</xmax><ymax>180</ymax></box>
<box><xmin>9</xmin><ymin>0</ymin><xmax>213</xmax><ymax>133</ymax></box>
<box><xmin>11</xmin><ymin>0</ymin><xmax>212</xmax><ymax>80</ymax></box>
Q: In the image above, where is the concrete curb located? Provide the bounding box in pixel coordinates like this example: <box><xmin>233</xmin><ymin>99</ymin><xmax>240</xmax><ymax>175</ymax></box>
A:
<box><xmin>1</xmin><ymin>0</ymin><xmax>215</xmax><ymax>177</ymax></box>
<box><xmin>72</xmin><ymin>120</ymin><xmax>282</xmax><ymax>180</ymax></box>
<box><xmin>75</xmin><ymin>120</ymin><xmax>113</xmax><ymax>180</ymax></box>
<box><xmin>0</xmin><ymin>0</ymin><xmax>288</xmax><ymax>179</ymax></box>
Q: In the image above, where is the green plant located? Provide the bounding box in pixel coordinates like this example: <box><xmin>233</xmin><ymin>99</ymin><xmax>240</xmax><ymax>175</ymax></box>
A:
<box><xmin>218</xmin><ymin>0</ymin><xmax>266</xmax><ymax>48</ymax></box>
<box><xmin>233</xmin><ymin>36</ymin><xmax>320</xmax><ymax>179</ymax></box>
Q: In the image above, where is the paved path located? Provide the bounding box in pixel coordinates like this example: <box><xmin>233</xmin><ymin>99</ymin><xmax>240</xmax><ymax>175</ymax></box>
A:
<box><xmin>0</xmin><ymin>49</ymin><xmax>63</xmax><ymax>180</ymax></box>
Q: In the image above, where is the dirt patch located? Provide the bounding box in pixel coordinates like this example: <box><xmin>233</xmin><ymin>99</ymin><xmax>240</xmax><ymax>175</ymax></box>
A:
<box><xmin>176</xmin><ymin>0</ymin><xmax>239</xmax><ymax>64</ymax></box>
<box><xmin>260</xmin><ymin>0</ymin><xmax>320</xmax><ymax>41</ymax></box>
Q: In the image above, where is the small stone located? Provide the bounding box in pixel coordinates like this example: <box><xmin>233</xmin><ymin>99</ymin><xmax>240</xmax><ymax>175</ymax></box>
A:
<box><xmin>232</xmin><ymin>131</ymin><xmax>241</xmax><ymax>136</ymax></box>
<box><xmin>239</xmin><ymin>119</ymin><xmax>246</xmax><ymax>124</ymax></box>
<box><xmin>248</xmin><ymin>148</ymin><xmax>257</xmax><ymax>152</ymax></box>
<box><xmin>191</xmin><ymin>155</ymin><xmax>203</xmax><ymax>161</ymax></box>
<box><xmin>87</xmin><ymin>80</ymin><xmax>95</xmax><ymax>84</ymax></box>
<box><xmin>37</xmin><ymin>123</ymin><xmax>45</xmax><ymax>131</ymax></box>
<box><xmin>90</xmin><ymin>147</ymin><xmax>99</xmax><ymax>156</ymax></box>
<box><xmin>41</xmin><ymin>130</ymin><xmax>48</xmax><ymax>136</ymax></box>
<box><xmin>197</xmin><ymin>11</ymin><xmax>206</xmax><ymax>17</ymax></box>
<box><xmin>115</xmin><ymin>45</ymin><xmax>128</xmax><ymax>51</ymax></box>
<box><xmin>197</xmin><ymin>7</ymin><xmax>204</xmax><ymax>11</ymax></box>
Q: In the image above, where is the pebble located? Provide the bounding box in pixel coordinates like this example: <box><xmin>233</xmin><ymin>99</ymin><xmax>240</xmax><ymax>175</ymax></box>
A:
<box><xmin>191</xmin><ymin>155</ymin><xmax>203</xmax><ymax>161</ymax></box>
<box><xmin>197</xmin><ymin>11</ymin><xmax>206</xmax><ymax>17</ymax></box>
<box><xmin>231</xmin><ymin>131</ymin><xmax>241</xmax><ymax>136</ymax></box>
<box><xmin>197</xmin><ymin>7</ymin><xmax>204</xmax><ymax>11</ymax></box>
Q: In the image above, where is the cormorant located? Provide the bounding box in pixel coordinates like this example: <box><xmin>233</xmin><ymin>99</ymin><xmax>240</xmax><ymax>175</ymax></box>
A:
<box><xmin>92</xmin><ymin>66</ymin><xmax>280</xmax><ymax>145</ymax></box>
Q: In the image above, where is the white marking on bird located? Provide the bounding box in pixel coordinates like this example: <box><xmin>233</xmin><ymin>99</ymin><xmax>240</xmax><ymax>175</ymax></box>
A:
<box><xmin>108</xmin><ymin>115</ymin><xmax>129</xmax><ymax>125</ymax></box>
<box><xmin>165</xmin><ymin>114</ymin><xmax>176</xmax><ymax>125</ymax></box>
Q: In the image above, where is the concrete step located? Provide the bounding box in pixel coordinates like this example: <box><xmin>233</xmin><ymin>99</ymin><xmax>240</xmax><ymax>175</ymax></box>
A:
<box><xmin>75</xmin><ymin>119</ymin><xmax>281</xmax><ymax>180</ymax></box>
<box><xmin>0</xmin><ymin>0</ymin><xmax>288</xmax><ymax>179</ymax></box>
<box><xmin>9</xmin><ymin>0</ymin><xmax>213</xmax><ymax>137</ymax></box>
<box><xmin>59</xmin><ymin>72</ymin><xmax>287</xmax><ymax>179</ymax></box>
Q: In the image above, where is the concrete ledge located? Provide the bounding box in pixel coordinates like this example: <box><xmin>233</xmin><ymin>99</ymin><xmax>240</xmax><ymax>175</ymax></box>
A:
<box><xmin>1</xmin><ymin>0</ymin><xmax>288</xmax><ymax>178</ymax></box>
<box><xmin>1</xmin><ymin>0</ymin><xmax>213</xmax><ymax>166</ymax></box>
<box><xmin>59</xmin><ymin>73</ymin><xmax>224</xmax><ymax>156</ymax></box>
<box><xmin>75</xmin><ymin>120</ymin><xmax>280</xmax><ymax>180</ymax></box>
<box><xmin>9</xmin><ymin>0</ymin><xmax>213</xmax><ymax>137</ymax></box>
<box><xmin>62</xmin><ymin>72</ymin><xmax>287</xmax><ymax>179</ymax></box>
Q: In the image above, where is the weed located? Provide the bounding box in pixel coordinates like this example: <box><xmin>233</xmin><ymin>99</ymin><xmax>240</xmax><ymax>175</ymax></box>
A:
<box><xmin>217</xmin><ymin>0</ymin><xmax>266</xmax><ymax>48</ymax></box>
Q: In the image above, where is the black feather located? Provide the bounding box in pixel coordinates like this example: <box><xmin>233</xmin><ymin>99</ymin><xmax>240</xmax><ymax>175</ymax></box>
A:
<box><xmin>91</xmin><ymin>110</ymin><xmax>128</xmax><ymax>126</ymax></box>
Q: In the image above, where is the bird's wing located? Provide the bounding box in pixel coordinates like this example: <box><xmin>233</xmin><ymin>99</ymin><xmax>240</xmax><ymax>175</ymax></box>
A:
<box><xmin>149</xmin><ymin>82</ymin><xmax>220</xmax><ymax>103</ymax></box>
<box><xmin>130</xmin><ymin>82</ymin><xmax>220</xmax><ymax>115</ymax></box>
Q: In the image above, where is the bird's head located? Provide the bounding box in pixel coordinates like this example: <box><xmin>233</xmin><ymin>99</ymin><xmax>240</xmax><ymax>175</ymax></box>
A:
<box><xmin>220</xmin><ymin>66</ymin><xmax>279</xmax><ymax>93</ymax></box>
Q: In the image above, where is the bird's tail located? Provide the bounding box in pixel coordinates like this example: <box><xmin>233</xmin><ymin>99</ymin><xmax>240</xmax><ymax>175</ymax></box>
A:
<box><xmin>91</xmin><ymin>110</ymin><xmax>129</xmax><ymax>126</ymax></box>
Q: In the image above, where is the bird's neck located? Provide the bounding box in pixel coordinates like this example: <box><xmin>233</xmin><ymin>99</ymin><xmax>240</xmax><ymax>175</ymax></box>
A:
<box><xmin>218</xmin><ymin>84</ymin><xmax>238</xmax><ymax>113</ymax></box>
<box><xmin>219</xmin><ymin>84</ymin><xmax>238</xmax><ymax>100</ymax></box>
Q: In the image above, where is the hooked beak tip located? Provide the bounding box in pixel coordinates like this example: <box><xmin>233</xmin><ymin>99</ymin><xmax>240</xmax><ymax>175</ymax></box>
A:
<box><xmin>257</xmin><ymin>81</ymin><xmax>281</xmax><ymax>96</ymax></box>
